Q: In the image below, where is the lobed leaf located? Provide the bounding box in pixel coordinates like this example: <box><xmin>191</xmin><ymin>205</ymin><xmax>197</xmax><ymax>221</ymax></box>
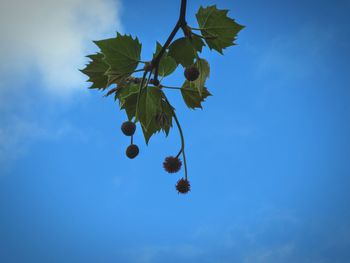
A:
<box><xmin>168</xmin><ymin>37</ymin><xmax>197</xmax><ymax>67</ymax></box>
<box><xmin>190</xmin><ymin>35</ymin><xmax>205</xmax><ymax>53</ymax></box>
<box><xmin>80</xmin><ymin>53</ymin><xmax>109</xmax><ymax>89</ymax></box>
<box><xmin>159</xmin><ymin>96</ymin><xmax>174</xmax><ymax>136</ymax></box>
<box><xmin>196</xmin><ymin>5</ymin><xmax>244</xmax><ymax>54</ymax></box>
<box><xmin>181</xmin><ymin>81</ymin><xmax>212</xmax><ymax>109</ymax></box>
<box><xmin>94</xmin><ymin>33</ymin><xmax>142</xmax><ymax>83</ymax></box>
<box><xmin>192</xmin><ymin>58</ymin><xmax>210</xmax><ymax>95</ymax></box>
<box><xmin>118</xmin><ymin>84</ymin><xmax>140</xmax><ymax>120</ymax></box>
<box><xmin>141</xmin><ymin>94</ymin><xmax>173</xmax><ymax>144</ymax></box>
<box><xmin>118</xmin><ymin>82</ymin><xmax>174</xmax><ymax>144</ymax></box>
<box><xmin>137</xmin><ymin>87</ymin><xmax>163</xmax><ymax>130</ymax></box>
<box><xmin>153</xmin><ymin>42</ymin><xmax>177</xmax><ymax>77</ymax></box>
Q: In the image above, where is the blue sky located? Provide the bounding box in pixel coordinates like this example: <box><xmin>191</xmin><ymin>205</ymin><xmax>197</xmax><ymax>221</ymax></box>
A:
<box><xmin>1</xmin><ymin>0</ymin><xmax>350</xmax><ymax>262</ymax></box>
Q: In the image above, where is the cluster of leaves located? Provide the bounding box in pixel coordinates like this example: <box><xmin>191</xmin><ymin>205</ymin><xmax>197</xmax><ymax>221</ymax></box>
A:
<box><xmin>81</xmin><ymin>4</ymin><xmax>244</xmax><ymax>193</ymax></box>
<box><xmin>82</xmin><ymin>5</ymin><xmax>244</xmax><ymax>143</ymax></box>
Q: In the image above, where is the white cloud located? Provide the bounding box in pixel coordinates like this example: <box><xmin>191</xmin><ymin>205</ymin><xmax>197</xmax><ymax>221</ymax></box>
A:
<box><xmin>0</xmin><ymin>0</ymin><xmax>122</xmax><ymax>170</ymax></box>
<box><xmin>0</xmin><ymin>0</ymin><xmax>122</xmax><ymax>96</ymax></box>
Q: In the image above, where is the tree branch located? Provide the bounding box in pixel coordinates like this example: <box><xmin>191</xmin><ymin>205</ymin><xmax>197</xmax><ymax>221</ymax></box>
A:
<box><xmin>151</xmin><ymin>0</ymin><xmax>187</xmax><ymax>82</ymax></box>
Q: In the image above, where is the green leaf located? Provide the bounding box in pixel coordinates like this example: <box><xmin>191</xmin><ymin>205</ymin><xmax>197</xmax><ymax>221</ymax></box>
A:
<box><xmin>196</xmin><ymin>5</ymin><xmax>245</xmax><ymax>54</ymax></box>
<box><xmin>153</xmin><ymin>42</ymin><xmax>177</xmax><ymax>77</ymax></box>
<box><xmin>137</xmin><ymin>87</ymin><xmax>162</xmax><ymax>130</ymax></box>
<box><xmin>122</xmin><ymin>92</ymin><xmax>138</xmax><ymax>120</ymax></box>
<box><xmin>118</xmin><ymin>84</ymin><xmax>140</xmax><ymax>120</ymax></box>
<box><xmin>159</xmin><ymin>97</ymin><xmax>173</xmax><ymax>136</ymax></box>
<box><xmin>112</xmin><ymin>82</ymin><xmax>173</xmax><ymax>143</ymax></box>
<box><xmin>94</xmin><ymin>33</ymin><xmax>142</xmax><ymax>81</ymax></box>
<box><xmin>141</xmin><ymin>94</ymin><xmax>173</xmax><ymax>144</ymax></box>
<box><xmin>106</xmin><ymin>74</ymin><xmax>127</xmax><ymax>87</ymax></box>
<box><xmin>119</xmin><ymin>85</ymin><xmax>168</xmax><ymax>134</ymax></box>
<box><xmin>168</xmin><ymin>37</ymin><xmax>197</xmax><ymax>67</ymax></box>
<box><xmin>80</xmin><ymin>53</ymin><xmax>109</xmax><ymax>89</ymax></box>
<box><xmin>104</xmin><ymin>77</ymin><xmax>140</xmax><ymax>99</ymax></box>
<box><xmin>192</xmin><ymin>58</ymin><xmax>210</xmax><ymax>95</ymax></box>
<box><xmin>181</xmin><ymin>81</ymin><xmax>212</xmax><ymax>109</ymax></box>
<box><xmin>141</xmin><ymin>117</ymin><xmax>161</xmax><ymax>144</ymax></box>
<box><xmin>160</xmin><ymin>57</ymin><xmax>177</xmax><ymax>77</ymax></box>
<box><xmin>190</xmin><ymin>35</ymin><xmax>205</xmax><ymax>53</ymax></box>
<box><xmin>117</xmin><ymin>83</ymin><xmax>139</xmax><ymax>101</ymax></box>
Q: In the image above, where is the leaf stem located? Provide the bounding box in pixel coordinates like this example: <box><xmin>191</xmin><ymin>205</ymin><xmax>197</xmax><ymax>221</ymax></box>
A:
<box><xmin>191</xmin><ymin>31</ymin><xmax>217</xmax><ymax>40</ymax></box>
<box><xmin>189</xmin><ymin>27</ymin><xmax>218</xmax><ymax>38</ymax></box>
<box><xmin>162</xmin><ymin>85</ymin><xmax>207</xmax><ymax>93</ymax></box>
<box><xmin>163</xmin><ymin>95</ymin><xmax>188</xmax><ymax>180</ymax></box>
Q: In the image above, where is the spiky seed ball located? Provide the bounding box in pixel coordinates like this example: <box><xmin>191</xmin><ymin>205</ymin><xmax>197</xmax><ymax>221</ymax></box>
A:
<box><xmin>121</xmin><ymin>121</ymin><xmax>136</xmax><ymax>136</ymax></box>
<box><xmin>126</xmin><ymin>144</ymin><xmax>139</xmax><ymax>159</ymax></box>
<box><xmin>184</xmin><ymin>66</ymin><xmax>200</xmax><ymax>81</ymax></box>
<box><xmin>163</xmin><ymin>156</ymin><xmax>182</xmax><ymax>173</ymax></box>
<box><xmin>176</xmin><ymin>178</ymin><xmax>191</xmax><ymax>194</ymax></box>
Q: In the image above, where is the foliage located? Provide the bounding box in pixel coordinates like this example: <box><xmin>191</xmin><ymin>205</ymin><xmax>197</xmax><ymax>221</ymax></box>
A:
<box><xmin>81</xmin><ymin>1</ymin><xmax>244</xmax><ymax>193</ymax></box>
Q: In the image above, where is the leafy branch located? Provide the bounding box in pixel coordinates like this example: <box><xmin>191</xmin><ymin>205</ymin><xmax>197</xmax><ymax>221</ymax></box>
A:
<box><xmin>80</xmin><ymin>1</ymin><xmax>245</xmax><ymax>194</ymax></box>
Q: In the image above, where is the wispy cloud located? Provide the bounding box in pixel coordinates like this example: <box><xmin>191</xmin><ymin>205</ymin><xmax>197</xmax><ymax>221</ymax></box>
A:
<box><xmin>113</xmin><ymin>205</ymin><xmax>301</xmax><ymax>263</ymax></box>
<box><xmin>0</xmin><ymin>115</ymin><xmax>87</xmax><ymax>174</ymax></box>
<box><xmin>242</xmin><ymin>243</ymin><xmax>295</xmax><ymax>263</ymax></box>
<box><xmin>254</xmin><ymin>25</ymin><xmax>337</xmax><ymax>83</ymax></box>
<box><xmin>185</xmin><ymin>205</ymin><xmax>301</xmax><ymax>263</ymax></box>
<box><xmin>0</xmin><ymin>0</ymin><xmax>122</xmax><ymax>96</ymax></box>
